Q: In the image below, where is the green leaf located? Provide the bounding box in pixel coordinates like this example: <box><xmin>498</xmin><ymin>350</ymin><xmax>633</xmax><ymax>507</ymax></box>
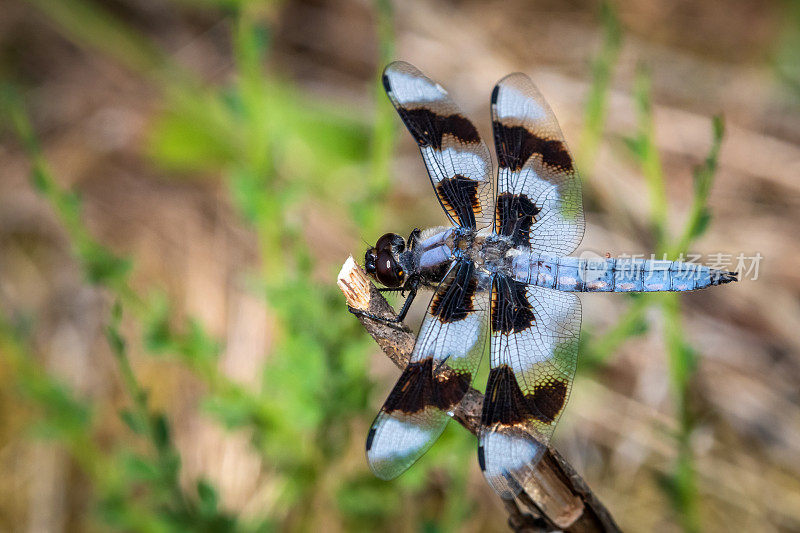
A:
<box><xmin>201</xmin><ymin>394</ymin><xmax>256</xmax><ymax>429</ymax></box>
<box><xmin>147</xmin><ymin>108</ymin><xmax>237</xmax><ymax>172</ymax></box>
<box><xmin>31</xmin><ymin>167</ymin><xmax>51</xmax><ymax>193</ymax></box>
<box><xmin>143</xmin><ymin>295</ymin><xmax>173</xmax><ymax>354</ymax></box>
<box><xmin>184</xmin><ymin>319</ymin><xmax>219</xmax><ymax>363</ymax></box>
<box><xmin>119</xmin><ymin>408</ymin><xmax>146</xmax><ymax>435</ymax></box>
<box><xmin>151</xmin><ymin>412</ymin><xmax>171</xmax><ymax>450</ymax></box>
<box><xmin>123</xmin><ymin>453</ymin><xmax>160</xmax><ymax>482</ymax></box>
<box><xmin>80</xmin><ymin>242</ymin><xmax>131</xmax><ymax>285</ymax></box>
<box><xmin>622</xmin><ymin>134</ymin><xmax>644</xmax><ymax>159</ymax></box>
<box><xmin>711</xmin><ymin>114</ymin><xmax>725</xmax><ymax>143</ymax></box>
<box><xmin>106</xmin><ymin>327</ymin><xmax>125</xmax><ymax>356</ymax></box>
<box><xmin>196</xmin><ymin>479</ymin><xmax>219</xmax><ymax>515</ymax></box>
<box><xmin>688</xmin><ymin>208</ymin><xmax>712</xmax><ymax>239</ymax></box>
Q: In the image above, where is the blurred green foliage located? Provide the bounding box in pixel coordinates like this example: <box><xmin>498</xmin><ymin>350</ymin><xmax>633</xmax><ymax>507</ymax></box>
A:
<box><xmin>572</xmin><ymin>5</ymin><xmax>726</xmax><ymax>531</ymax></box>
<box><xmin>1</xmin><ymin>0</ymin><xmax>729</xmax><ymax>531</ymax></box>
<box><xmin>774</xmin><ymin>0</ymin><xmax>800</xmax><ymax>99</ymax></box>
<box><xmin>576</xmin><ymin>0</ymin><xmax>622</xmax><ymax>177</ymax></box>
<box><xmin>620</xmin><ymin>67</ymin><xmax>725</xmax><ymax>533</ymax></box>
<box><xmin>2</xmin><ymin>0</ymin><xmax>477</xmax><ymax>530</ymax></box>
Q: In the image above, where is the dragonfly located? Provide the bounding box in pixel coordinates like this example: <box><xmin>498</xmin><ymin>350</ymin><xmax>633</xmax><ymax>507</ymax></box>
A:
<box><xmin>353</xmin><ymin>61</ymin><xmax>737</xmax><ymax>498</ymax></box>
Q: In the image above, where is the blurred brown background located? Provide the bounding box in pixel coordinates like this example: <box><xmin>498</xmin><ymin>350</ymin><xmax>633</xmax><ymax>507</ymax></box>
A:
<box><xmin>1</xmin><ymin>0</ymin><xmax>799</xmax><ymax>531</ymax></box>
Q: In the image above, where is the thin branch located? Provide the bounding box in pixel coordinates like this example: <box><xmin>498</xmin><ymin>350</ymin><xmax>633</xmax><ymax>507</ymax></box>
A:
<box><xmin>338</xmin><ymin>256</ymin><xmax>621</xmax><ymax>533</ymax></box>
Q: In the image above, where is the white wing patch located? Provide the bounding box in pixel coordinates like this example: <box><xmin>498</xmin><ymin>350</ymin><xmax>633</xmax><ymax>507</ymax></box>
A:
<box><xmin>387</xmin><ymin>70</ymin><xmax>448</xmax><ymax>104</ymax></box>
<box><xmin>493</xmin><ymin>83</ymin><xmax>547</xmax><ymax>122</ymax></box>
<box><xmin>480</xmin><ymin>430</ymin><xmax>547</xmax><ymax>498</ymax></box>
<box><xmin>368</xmin><ymin>415</ymin><xmax>439</xmax><ymax>462</ymax></box>
<box><xmin>415</xmin><ymin>310</ymin><xmax>484</xmax><ymax>366</ymax></box>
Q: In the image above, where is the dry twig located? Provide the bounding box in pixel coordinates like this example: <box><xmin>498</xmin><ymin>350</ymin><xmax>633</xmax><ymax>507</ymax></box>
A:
<box><xmin>338</xmin><ymin>256</ymin><xmax>621</xmax><ymax>533</ymax></box>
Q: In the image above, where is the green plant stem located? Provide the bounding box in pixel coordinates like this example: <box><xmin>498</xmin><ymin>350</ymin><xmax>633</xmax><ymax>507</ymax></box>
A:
<box><xmin>631</xmin><ymin>69</ymin><xmax>698</xmax><ymax>526</ymax></box>
<box><xmin>3</xmin><ymin>83</ymin><xmax>251</xmax><ymax>441</ymax></box>
<box><xmin>661</xmin><ymin>293</ymin><xmax>700</xmax><ymax>533</ymax></box>
<box><xmin>107</xmin><ymin>304</ymin><xmax>194</xmax><ymax>516</ymax></box>
<box><xmin>0</xmin><ymin>318</ymin><xmax>175</xmax><ymax>532</ymax></box>
<box><xmin>669</xmin><ymin>116</ymin><xmax>724</xmax><ymax>258</ymax></box>
<box><xmin>3</xmin><ymin>94</ymin><xmax>236</xmax><ymax>523</ymax></box>
<box><xmin>632</xmin><ymin>66</ymin><xmax>669</xmax><ymax>250</ymax></box>
<box><xmin>626</xmin><ymin>68</ymin><xmax>725</xmax><ymax>532</ymax></box>
<box><xmin>659</xmin><ymin>116</ymin><xmax>722</xmax><ymax>533</ymax></box>
<box><xmin>577</xmin><ymin>0</ymin><xmax>622</xmax><ymax>177</ymax></box>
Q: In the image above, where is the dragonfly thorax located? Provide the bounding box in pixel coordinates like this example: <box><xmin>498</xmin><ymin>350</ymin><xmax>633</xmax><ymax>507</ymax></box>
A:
<box><xmin>407</xmin><ymin>227</ymin><xmax>520</xmax><ymax>288</ymax></box>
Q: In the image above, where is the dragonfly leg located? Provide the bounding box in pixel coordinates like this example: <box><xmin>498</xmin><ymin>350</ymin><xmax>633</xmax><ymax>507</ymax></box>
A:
<box><xmin>393</xmin><ymin>284</ymin><xmax>418</xmax><ymax>322</ymax></box>
<box><xmin>407</xmin><ymin>228</ymin><xmax>421</xmax><ymax>250</ymax></box>
<box><xmin>348</xmin><ymin>279</ymin><xmax>419</xmax><ymax>324</ymax></box>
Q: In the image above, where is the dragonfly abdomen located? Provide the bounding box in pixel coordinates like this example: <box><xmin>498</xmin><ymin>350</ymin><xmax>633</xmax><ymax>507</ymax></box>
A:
<box><xmin>512</xmin><ymin>254</ymin><xmax>737</xmax><ymax>293</ymax></box>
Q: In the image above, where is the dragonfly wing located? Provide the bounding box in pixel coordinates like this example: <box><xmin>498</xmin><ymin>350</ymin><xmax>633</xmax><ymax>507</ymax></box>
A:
<box><xmin>383</xmin><ymin>61</ymin><xmax>494</xmax><ymax>230</ymax></box>
<box><xmin>492</xmin><ymin>73</ymin><xmax>584</xmax><ymax>254</ymax></box>
<box><xmin>367</xmin><ymin>260</ymin><xmax>490</xmax><ymax>479</ymax></box>
<box><xmin>479</xmin><ymin>278</ymin><xmax>581</xmax><ymax>498</ymax></box>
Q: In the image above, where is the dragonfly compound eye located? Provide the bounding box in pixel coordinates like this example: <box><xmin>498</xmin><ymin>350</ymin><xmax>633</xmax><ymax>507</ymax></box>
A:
<box><xmin>375</xmin><ymin>251</ymin><xmax>404</xmax><ymax>287</ymax></box>
<box><xmin>364</xmin><ymin>248</ymin><xmax>377</xmax><ymax>274</ymax></box>
<box><xmin>375</xmin><ymin>232</ymin><xmax>405</xmax><ymax>253</ymax></box>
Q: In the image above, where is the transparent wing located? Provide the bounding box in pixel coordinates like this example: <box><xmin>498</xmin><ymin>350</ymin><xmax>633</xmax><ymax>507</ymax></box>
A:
<box><xmin>479</xmin><ymin>278</ymin><xmax>581</xmax><ymax>498</ymax></box>
<box><xmin>383</xmin><ymin>61</ymin><xmax>494</xmax><ymax>230</ymax></box>
<box><xmin>367</xmin><ymin>260</ymin><xmax>490</xmax><ymax>479</ymax></box>
<box><xmin>491</xmin><ymin>73</ymin><xmax>584</xmax><ymax>254</ymax></box>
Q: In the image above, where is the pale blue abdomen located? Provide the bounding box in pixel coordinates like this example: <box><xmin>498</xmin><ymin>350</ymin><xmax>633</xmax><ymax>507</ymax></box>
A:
<box><xmin>512</xmin><ymin>254</ymin><xmax>736</xmax><ymax>292</ymax></box>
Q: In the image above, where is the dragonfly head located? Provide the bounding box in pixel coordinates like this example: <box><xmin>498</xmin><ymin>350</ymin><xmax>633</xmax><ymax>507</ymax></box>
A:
<box><xmin>364</xmin><ymin>232</ymin><xmax>406</xmax><ymax>288</ymax></box>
